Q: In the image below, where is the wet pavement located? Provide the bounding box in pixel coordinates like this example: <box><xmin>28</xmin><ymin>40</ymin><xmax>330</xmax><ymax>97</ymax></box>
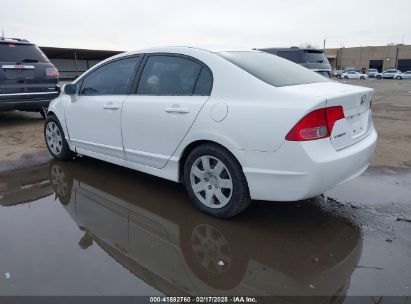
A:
<box><xmin>0</xmin><ymin>157</ymin><xmax>410</xmax><ymax>299</ymax></box>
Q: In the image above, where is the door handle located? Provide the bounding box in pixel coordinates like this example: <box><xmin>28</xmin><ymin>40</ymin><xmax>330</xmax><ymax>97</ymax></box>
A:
<box><xmin>103</xmin><ymin>104</ymin><xmax>120</xmax><ymax>110</ymax></box>
<box><xmin>165</xmin><ymin>107</ymin><xmax>190</xmax><ymax>114</ymax></box>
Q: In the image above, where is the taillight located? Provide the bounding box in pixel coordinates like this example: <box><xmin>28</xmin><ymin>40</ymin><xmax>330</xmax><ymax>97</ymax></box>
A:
<box><xmin>45</xmin><ymin>67</ymin><xmax>59</xmax><ymax>78</ymax></box>
<box><xmin>285</xmin><ymin>106</ymin><xmax>345</xmax><ymax>141</ymax></box>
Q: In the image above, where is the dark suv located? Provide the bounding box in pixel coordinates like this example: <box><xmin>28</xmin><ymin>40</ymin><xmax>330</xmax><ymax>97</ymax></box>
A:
<box><xmin>257</xmin><ymin>47</ymin><xmax>332</xmax><ymax>78</ymax></box>
<box><xmin>0</xmin><ymin>37</ymin><xmax>60</xmax><ymax>117</ymax></box>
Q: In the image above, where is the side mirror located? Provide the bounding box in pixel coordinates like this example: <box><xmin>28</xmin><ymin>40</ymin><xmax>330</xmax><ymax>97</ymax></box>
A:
<box><xmin>64</xmin><ymin>83</ymin><xmax>77</xmax><ymax>95</ymax></box>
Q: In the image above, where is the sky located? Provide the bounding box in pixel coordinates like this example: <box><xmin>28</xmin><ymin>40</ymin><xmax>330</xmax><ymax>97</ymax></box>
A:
<box><xmin>1</xmin><ymin>0</ymin><xmax>411</xmax><ymax>51</ymax></box>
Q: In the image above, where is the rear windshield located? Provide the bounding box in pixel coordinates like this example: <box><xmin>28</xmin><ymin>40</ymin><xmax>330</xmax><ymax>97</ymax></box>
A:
<box><xmin>0</xmin><ymin>43</ymin><xmax>49</xmax><ymax>63</ymax></box>
<box><xmin>218</xmin><ymin>51</ymin><xmax>330</xmax><ymax>87</ymax></box>
<box><xmin>304</xmin><ymin>51</ymin><xmax>329</xmax><ymax>64</ymax></box>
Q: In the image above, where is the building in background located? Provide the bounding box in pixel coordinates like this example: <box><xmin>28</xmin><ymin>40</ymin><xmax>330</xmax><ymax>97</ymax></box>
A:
<box><xmin>39</xmin><ymin>44</ymin><xmax>411</xmax><ymax>80</ymax></box>
<box><xmin>325</xmin><ymin>44</ymin><xmax>411</xmax><ymax>72</ymax></box>
<box><xmin>39</xmin><ymin>47</ymin><xmax>122</xmax><ymax>79</ymax></box>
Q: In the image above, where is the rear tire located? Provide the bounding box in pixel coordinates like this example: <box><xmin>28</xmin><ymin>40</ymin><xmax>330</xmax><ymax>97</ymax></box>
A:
<box><xmin>344</xmin><ymin>76</ymin><xmax>348</xmax><ymax>79</ymax></box>
<box><xmin>396</xmin><ymin>76</ymin><xmax>402</xmax><ymax>80</ymax></box>
<box><xmin>44</xmin><ymin>114</ymin><xmax>76</xmax><ymax>161</ymax></box>
<box><xmin>377</xmin><ymin>75</ymin><xmax>381</xmax><ymax>79</ymax></box>
<box><xmin>337</xmin><ymin>75</ymin><xmax>341</xmax><ymax>79</ymax></box>
<box><xmin>183</xmin><ymin>144</ymin><xmax>251</xmax><ymax>218</ymax></box>
<box><xmin>360</xmin><ymin>76</ymin><xmax>365</xmax><ymax>79</ymax></box>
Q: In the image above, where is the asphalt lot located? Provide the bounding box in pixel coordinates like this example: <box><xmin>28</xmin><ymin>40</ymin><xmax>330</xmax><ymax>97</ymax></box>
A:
<box><xmin>0</xmin><ymin>79</ymin><xmax>410</xmax><ymax>299</ymax></box>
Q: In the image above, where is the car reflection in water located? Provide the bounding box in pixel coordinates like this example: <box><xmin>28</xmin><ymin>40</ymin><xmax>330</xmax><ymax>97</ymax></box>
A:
<box><xmin>49</xmin><ymin>157</ymin><xmax>362</xmax><ymax>298</ymax></box>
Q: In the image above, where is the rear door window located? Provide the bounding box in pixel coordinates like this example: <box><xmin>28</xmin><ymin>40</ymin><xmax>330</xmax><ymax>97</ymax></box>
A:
<box><xmin>194</xmin><ymin>68</ymin><xmax>213</xmax><ymax>96</ymax></box>
<box><xmin>79</xmin><ymin>56</ymin><xmax>140</xmax><ymax>96</ymax></box>
<box><xmin>137</xmin><ymin>55</ymin><xmax>203</xmax><ymax>96</ymax></box>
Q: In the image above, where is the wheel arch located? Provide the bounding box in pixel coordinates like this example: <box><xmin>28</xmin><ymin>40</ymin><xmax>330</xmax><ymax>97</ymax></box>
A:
<box><xmin>178</xmin><ymin>140</ymin><xmax>244</xmax><ymax>182</ymax></box>
<box><xmin>46</xmin><ymin>110</ymin><xmax>68</xmax><ymax>136</ymax></box>
<box><xmin>45</xmin><ymin>108</ymin><xmax>74</xmax><ymax>152</ymax></box>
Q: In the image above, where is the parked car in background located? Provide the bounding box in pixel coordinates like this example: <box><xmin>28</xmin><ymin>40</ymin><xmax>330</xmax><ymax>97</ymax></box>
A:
<box><xmin>257</xmin><ymin>47</ymin><xmax>332</xmax><ymax>78</ymax></box>
<box><xmin>393</xmin><ymin>71</ymin><xmax>411</xmax><ymax>80</ymax></box>
<box><xmin>376</xmin><ymin>69</ymin><xmax>402</xmax><ymax>79</ymax></box>
<box><xmin>45</xmin><ymin>47</ymin><xmax>377</xmax><ymax>218</ymax></box>
<box><xmin>0</xmin><ymin>37</ymin><xmax>59</xmax><ymax>118</ymax></box>
<box><xmin>341</xmin><ymin>71</ymin><xmax>369</xmax><ymax>79</ymax></box>
<box><xmin>335</xmin><ymin>68</ymin><xmax>360</xmax><ymax>79</ymax></box>
<box><xmin>333</xmin><ymin>70</ymin><xmax>344</xmax><ymax>78</ymax></box>
<box><xmin>367</xmin><ymin>69</ymin><xmax>379</xmax><ymax>77</ymax></box>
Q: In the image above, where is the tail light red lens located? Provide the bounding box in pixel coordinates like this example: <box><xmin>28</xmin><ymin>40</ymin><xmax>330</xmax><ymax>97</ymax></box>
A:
<box><xmin>285</xmin><ymin>106</ymin><xmax>345</xmax><ymax>141</ymax></box>
<box><xmin>45</xmin><ymin>67</ymin><xmax>59</xmax><ymax>78</ymax></box>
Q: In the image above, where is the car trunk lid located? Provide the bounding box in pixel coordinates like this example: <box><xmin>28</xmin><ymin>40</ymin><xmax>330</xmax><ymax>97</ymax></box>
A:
<box><xmin>278</xmin><ymin>81</ymin><xmax>373</xmax><ymax>150</ymax></box>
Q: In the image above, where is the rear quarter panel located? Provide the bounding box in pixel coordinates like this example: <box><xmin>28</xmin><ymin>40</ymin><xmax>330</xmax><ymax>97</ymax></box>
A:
<box><xmin>173</xmin><ymin>53</ymin><xmax>326</xmax><ymax>157</ymax></box>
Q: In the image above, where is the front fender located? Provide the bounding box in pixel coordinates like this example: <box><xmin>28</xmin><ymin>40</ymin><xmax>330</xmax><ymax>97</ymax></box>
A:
<box><xmin>47</xmin><ymin>94</ymin><xmax>74</xmax><ymax>149</ymax></box>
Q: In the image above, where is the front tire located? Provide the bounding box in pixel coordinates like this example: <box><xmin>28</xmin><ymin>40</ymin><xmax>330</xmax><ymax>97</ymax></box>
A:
<box><xmin>396</xmin><ymin>76</ymin><xmax>402</xmax><ymax>80</ymax></box>
<box><xmin>183</xmin><ymin>144</ymin><xmax>251</xmax><ymax>218</ymax></box>
<box><xmin>44</xmin><ymin>114</ymin><xmax>76</xmax><ymax>161</ymax></box>
<box><xmin>377</xmin><ymin>75</ymin><xmax>381</xmax><ymax>79</ymax></box>
<box><xmin>50</xmin><ymin>163</ymin><xmax>73</xmax><ymax>205</ymax></box>
<box><xmin>344</xmin><ymin>76</ymin><xmax>348</xmax><ymax>79</ymax></box>
<box><xmin>360</xmin><ymin>76</ymin><xmax>365</xmax><ymax>79</ymax></box>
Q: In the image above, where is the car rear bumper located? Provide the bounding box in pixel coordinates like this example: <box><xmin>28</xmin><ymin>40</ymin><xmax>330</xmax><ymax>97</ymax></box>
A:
<box><xmin>237</xmin><ymin>128</ymin><xmax>377</xmax><ymax>201</ymax></box>
<box><xmin>0</xmin><ymin>91</ymin><xmax>59</xmax><ymax>110</ymax></box>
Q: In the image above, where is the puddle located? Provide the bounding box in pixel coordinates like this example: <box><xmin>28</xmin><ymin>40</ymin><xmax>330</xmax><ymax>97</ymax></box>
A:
<box><xmin>0</xmin><ymin>158</ymin><xmax>410</xmax><ymax>297</ymax></box>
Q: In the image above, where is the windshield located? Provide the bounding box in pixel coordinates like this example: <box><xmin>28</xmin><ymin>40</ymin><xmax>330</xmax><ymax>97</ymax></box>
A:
<box><xmin>218</xmin><ymin>51</ymin><xmax>330</xmax><ymax>87</ymax></box>
<box><xmin>0</xmin><ymin>43</ymin><xmax>49</xmax><ymax>63</ymax></box>
<box><xmin>304</xmin><ymin>51</ymin><xmax>329</xmax><ymax>64</ymax></box>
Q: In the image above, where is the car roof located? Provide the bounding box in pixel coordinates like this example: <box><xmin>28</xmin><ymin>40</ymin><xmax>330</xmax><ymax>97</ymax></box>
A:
<box><xmin>258</xmin><ymin>47</ymin><xmax>325</xmax><ymax>53</ymax></box>
<box><xmin>0</xmin><ymin>37</ymin><xmax>32</xmax><ymax>45</ymax></box>
<box><xmin>104</xmin><ymin>46</ymin><xmax>267</xmax><ymax>62</ymax></box>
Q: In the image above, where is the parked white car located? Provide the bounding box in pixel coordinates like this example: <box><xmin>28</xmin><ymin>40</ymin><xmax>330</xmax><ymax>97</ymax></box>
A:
<box><xmin>367</xmin><ymin>69</ymin><xmax>379</xmax><ymax>77</ymax></box>
<box><xmin>376</xmin><ymin>69</ymin><xmax>402</xmax><ymax>79</ymax></box>
<box><xmin>341</xmin><ymin>71</ymin><xmax>369</xmax><ymax>79</ymax></box>
<box><xmin>393</xmin><ymin>71</ymin><xmax>411</xmax><ymax>80</ymax></box>
<box><xmin>44</xmin><ymin>47</ymin><xmax>377</xmax><ymax>218</ymax></box>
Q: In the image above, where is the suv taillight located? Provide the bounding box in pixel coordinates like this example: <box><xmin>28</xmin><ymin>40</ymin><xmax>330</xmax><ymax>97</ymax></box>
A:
<box><xmin>285</xmin><ymin>106</ymin><xmax>345</xmax><ymax>141</ymax></box>
<box><xmin>45</xmin><ymin>67</ymin><xmax>59</xmax><ymax>78</ymax></box>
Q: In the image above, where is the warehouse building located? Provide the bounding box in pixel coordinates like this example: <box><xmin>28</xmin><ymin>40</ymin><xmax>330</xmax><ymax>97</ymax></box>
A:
<box><xmin>39</xmin><ymin>47</ymin><xmax>122</xmax><ymax>79</ymax></box>
<box><xmin>39</xmin><ymin>44</ymin><xmax>411</xmax><ymax>80</ymax></box>
<box><xmin>325</xmin><ymin>44</ymin><xmax>411</xmax><ymax>72</ymax></box>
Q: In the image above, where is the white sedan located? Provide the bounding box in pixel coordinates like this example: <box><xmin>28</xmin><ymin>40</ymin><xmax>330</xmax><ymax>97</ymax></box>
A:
<box><xmin>44</xmin><ymin>47</ymin><xmax>377</xmax><ymax>218</ymax></box>
<box><xmin>341</xmin><ymin>71</ymin><xmax>369</xmax><ymax>79</ymax></box>
<box><xmin>393</xmin><ymin>71</ymin><xmax>411</xmax><ymax>80</ymax></box>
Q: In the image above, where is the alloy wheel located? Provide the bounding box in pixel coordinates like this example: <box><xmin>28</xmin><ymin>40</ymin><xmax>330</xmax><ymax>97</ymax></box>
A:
<box><xmin>190</xmin><ymin>155</ymin><xmax>233</xmax><ymax>208</ymax></box>
<box><xmin>45</xmin><ymin>121</ymin><xmax>63</xmax><ymax>156</ymax></box>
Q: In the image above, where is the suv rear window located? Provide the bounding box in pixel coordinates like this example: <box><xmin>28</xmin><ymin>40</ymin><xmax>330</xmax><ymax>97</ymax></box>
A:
<box><xmin>304</xmin><ymin>51</ymin><xmax>329</xmax><ymax>64</ymax></box>
<box><xmin>218</xmin><ymin>51</ymin><xmax>329</xmax><ymax>87</ymax></box>
<box><xmin>0</xmin><ymin>43</ymin><xmax>49</xmax><ymax>63</ymax></box>
<box><xmin>276</xmin><ymin>51</ymin><xmax>303</xmax><ymax>63</ymax></box>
